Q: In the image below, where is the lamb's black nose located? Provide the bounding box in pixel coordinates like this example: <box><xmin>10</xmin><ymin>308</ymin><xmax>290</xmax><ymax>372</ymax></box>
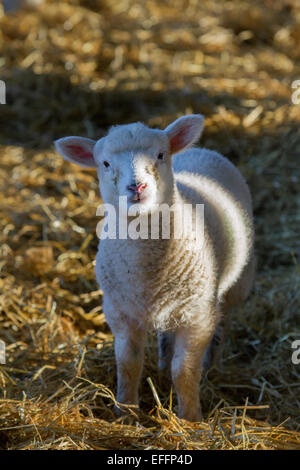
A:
<box><xmin>127</xmin><ymin>183</ymin><xmax>147</xmax><ymax>194</ymax></box>
<box><xmin>127</xmin><ymin>183</ymin><xmax>138</xmax><ymax>192</ymax></box>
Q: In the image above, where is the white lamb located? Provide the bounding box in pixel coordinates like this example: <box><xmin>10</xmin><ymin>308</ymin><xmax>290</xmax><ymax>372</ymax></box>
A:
<box><xmin>55</xmin><ymin>114</ymin><xmax>254</xmax><ymax>422</ymax></box>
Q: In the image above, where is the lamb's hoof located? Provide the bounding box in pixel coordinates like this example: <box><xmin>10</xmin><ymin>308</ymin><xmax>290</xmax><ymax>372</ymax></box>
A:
<box><xmin>178</xmin><ymin>407</ymin><xmax>202</xmax><ymax>423</ymax></box>
<box><xmin>179</xmin><ymin>413</ymin><xmax>202</xmax><ymax>423</ymax></box>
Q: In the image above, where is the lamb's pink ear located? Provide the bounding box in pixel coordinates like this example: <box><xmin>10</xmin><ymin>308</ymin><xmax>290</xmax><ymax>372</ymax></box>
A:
<box><xmin>54</xmin><ymin>136</ymin><xmax>97</xmax><ymax>167</ymax></box>
<box><xmin>165</xmin><ymin>114</ymin><xmax>204</xmax><ymax>154</ymax></box>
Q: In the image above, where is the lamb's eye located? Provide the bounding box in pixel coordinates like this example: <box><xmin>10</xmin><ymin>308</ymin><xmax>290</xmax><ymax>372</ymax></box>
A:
<box><xmin>157</xmin><ymin>152</ymin><xmax>164</xmax><ymax>160</ymax></box>
<box><xmin>103</xmin><ymin>161</ymin><xmax>110</xmax><ymax>167</ymax></box>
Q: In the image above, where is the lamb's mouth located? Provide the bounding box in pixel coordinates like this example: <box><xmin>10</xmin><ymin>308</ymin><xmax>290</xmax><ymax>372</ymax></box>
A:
<box><xmin>129</xmin><ymin>195</ymin><xmax>147</xmax><ymax>203</ymax></box>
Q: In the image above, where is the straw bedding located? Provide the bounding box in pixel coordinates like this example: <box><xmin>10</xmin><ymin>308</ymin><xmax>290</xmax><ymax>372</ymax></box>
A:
<box><xmin>0</xmin><ymin>0</ymin><xmax>299</xmax><ymax>450</ymax></box>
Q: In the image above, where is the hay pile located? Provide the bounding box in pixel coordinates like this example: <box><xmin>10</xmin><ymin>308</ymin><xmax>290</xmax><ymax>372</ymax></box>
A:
<box><xmin>0</xmin><ymin>0</ymin><xmax>299</xmax><ymax>450</ymax></box>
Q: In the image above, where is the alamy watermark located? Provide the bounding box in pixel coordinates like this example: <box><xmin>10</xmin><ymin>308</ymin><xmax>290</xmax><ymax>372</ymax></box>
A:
<box><xmin>95</xmin><ymin>197</ymin><xmax>204</xmax><ymax>246</ymax></box>
<box><xmin>291</xmin><ymin>340</ymin><xmax>300</xmax><ymax>365</ymax></box>
<box><xmin>0</xmin><ymin>340</ymin><xmax>5</xmax><ymax>364</ymax></box>
<box><xmin>291</xmin><ymin>80</ymin><xmax>300</xmax><ymax>105</ymax></box>
<box><xmin>0</xmin><ymin>80</ymin><xmax>6</xmax><ymax>105</ymax></box>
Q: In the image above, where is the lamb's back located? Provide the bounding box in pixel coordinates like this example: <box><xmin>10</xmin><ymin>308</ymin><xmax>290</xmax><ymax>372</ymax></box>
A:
<box><xmin>173</xmin><ymin>148</ymin><xmax>254</xmax><ymax>300</ymax></box>
<box><xmin>173</xmin><ymin>148</ymin><xmax>252</xmax><ymax>215</ymax></box>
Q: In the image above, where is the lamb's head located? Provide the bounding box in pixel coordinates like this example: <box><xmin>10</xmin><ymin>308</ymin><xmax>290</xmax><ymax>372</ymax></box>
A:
<box><xmin>54</xmin><ymin>114</ymin><xmax>204</xmax><ymax>215</ymax></box>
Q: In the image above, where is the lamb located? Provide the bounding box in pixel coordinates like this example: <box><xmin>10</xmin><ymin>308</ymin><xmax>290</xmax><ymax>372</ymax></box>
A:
<box><xmin>54</xmin><ymin>114</ymin><xmax>255</xmax><ymax>422</ymax></box>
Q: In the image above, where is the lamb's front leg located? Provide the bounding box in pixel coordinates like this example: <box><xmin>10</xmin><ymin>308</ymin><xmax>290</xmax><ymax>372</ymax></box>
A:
<box><xmin>171</xmin><ymin>324</ymin><xmax>215</xmax><ymax>422</ymax></box>
<box><xmin>113</xmin><ymin>325</ymin><xmax>146</xmax><ymax>415</ymax></box>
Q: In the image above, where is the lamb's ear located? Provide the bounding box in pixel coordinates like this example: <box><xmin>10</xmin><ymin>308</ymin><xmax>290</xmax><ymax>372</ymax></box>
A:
<box><xmin>165</xmin><ymin>114</ymin><xmax>204</xmax><ymax>154</ymax></box>
<box><xmin>54</xmin><ymin>136</ymin><xmax>97</xmax><ymax>167</ymax></box>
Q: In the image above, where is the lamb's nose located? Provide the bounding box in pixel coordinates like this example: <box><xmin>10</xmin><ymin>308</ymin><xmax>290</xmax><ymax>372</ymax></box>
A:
<box><xmin>127</xmin><ymin>183</ymin><xmax>147</xmax><ymax>194</ymax></box>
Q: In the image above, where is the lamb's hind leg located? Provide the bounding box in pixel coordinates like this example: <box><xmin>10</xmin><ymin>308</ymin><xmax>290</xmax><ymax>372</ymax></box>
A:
<box><xmin>157</xmin><ymin>331</ymin><xmax>174</xmax><ymax>388</ymax></box>
<box><xmin>171</xmin><ymin>324</ymin><xmax>215</xmax><ymax>422</ymax></box>
<box><xmin>158</xmin><ymin>331</ymin><xmax>174</xmax><ymax>373</ymax></box>
<box><xmin>202</xmin><ymin>315</ymin><xmax>230</xmax><ymax>370</ymax></box>
<box><xmin>202</xmin><ymin>257</ymin><xmax>255</xmax><ymax>371</ymax></box>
